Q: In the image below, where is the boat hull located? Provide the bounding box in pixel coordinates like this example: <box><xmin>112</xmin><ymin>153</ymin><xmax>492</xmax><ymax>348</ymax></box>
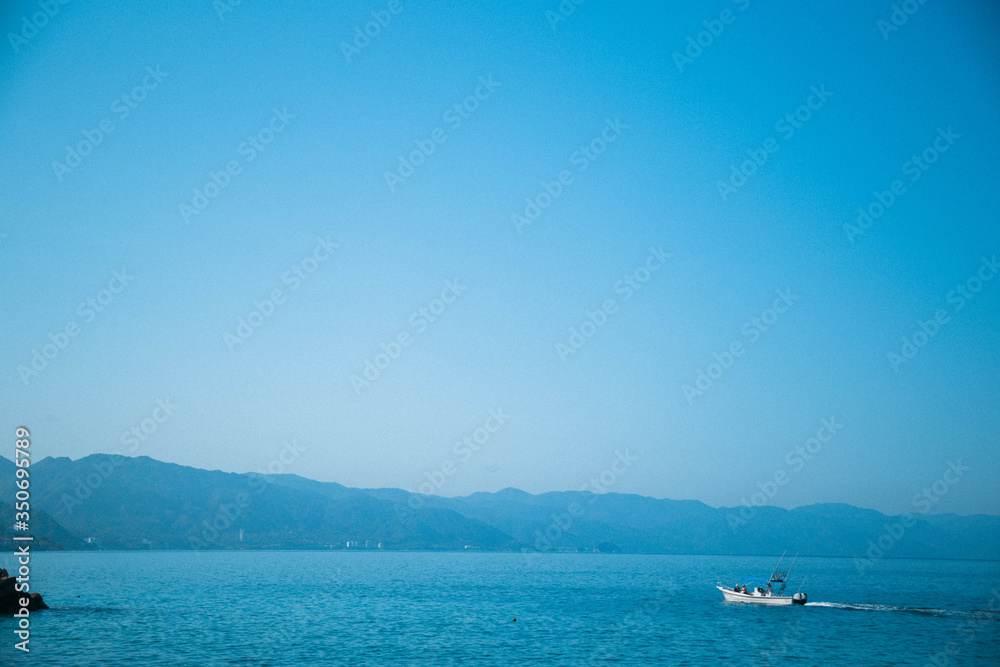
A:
<box><xmin>717</xmin><ymin>586</ymin><xmax>795</xmax><ymax>605</ymax></box>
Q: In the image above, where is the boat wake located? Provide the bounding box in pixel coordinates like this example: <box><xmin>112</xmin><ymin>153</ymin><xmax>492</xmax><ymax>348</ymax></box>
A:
<box><xmin>805</xmin><ymin>601</ymin><xmax>1000</xmax><ymax>619</ymax></box>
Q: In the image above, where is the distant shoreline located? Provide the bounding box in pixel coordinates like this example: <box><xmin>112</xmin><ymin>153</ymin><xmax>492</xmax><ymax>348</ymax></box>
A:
<box><xmin>16</xmin><ymin>549</ymin><xmax>1000</xmax><ymax>563</ymax></box>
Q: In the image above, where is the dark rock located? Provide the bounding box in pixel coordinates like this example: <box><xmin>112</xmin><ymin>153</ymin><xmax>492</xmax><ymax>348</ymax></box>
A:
<box><xmin>0</xmin><ymin>573</ymin><xmax>48</xmax><ymax>614</ymax></box>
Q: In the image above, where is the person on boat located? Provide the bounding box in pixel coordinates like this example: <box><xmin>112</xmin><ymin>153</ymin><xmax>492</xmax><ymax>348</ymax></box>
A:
<box><xmin>740</xmin><ymin>585</ymin><xmax>747</xmax><ymax>594</ymax></box>
<box><xmin>733</xmin><ymin>585</ymin><xmax>740</xmax><ymax>592</ymax></box>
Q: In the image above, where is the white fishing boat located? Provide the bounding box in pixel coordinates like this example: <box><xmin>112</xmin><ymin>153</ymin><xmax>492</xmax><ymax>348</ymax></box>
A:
<box><xmin>717</xmin><ymin>552</ymin><xmax>807</xmax><ymax>605</ymax></box>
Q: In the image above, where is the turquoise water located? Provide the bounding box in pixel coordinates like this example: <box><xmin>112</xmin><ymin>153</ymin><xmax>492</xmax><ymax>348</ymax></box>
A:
<box><xmin>1</xmin><ymin>552</ymin><xmax>998</xmax><ymax>665</ymax></box>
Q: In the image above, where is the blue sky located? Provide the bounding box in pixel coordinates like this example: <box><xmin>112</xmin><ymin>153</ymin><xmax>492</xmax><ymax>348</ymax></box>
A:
<box><xmin>2</xmin><ymin>0</ymin><xmax>998</xmax><ymax>515</ymax></box>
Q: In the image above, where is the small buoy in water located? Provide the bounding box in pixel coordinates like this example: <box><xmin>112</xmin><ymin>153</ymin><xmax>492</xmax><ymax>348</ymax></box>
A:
<box><xmin>512</xmin><ymin>618</ymin><xmax>516</xmax><ymax>622</ymax></box>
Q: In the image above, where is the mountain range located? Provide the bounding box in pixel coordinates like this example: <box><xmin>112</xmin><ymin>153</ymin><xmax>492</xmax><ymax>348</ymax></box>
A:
<box><xmin>1</xmin><ymin>454</ymin><xmax>998</xmax><ymax>561</ymax></box>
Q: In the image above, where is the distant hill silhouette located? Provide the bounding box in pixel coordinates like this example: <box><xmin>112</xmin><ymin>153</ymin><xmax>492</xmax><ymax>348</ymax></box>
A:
<box><xmin>0</xmin><ymin>499</ymin><xmax>90</xmax><ymax>552</ymax></box>
<box><xmin>0</xmin><ymin>454</ymin><xmax>997</xmax><ymax>560</ymax></box>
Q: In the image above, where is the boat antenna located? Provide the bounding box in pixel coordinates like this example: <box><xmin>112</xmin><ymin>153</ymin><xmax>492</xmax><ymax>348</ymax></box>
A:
<box><xmin>795</xmin><ymin>576</ymin><xmax>808</xmax><ymax>595</ymax></box>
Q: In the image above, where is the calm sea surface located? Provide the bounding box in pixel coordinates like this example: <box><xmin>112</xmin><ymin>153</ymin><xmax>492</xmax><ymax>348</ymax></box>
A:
<box><xmin>1</xmin><ymin>551</ymin><xmax>998</xmax><ymax>665</ymax></box>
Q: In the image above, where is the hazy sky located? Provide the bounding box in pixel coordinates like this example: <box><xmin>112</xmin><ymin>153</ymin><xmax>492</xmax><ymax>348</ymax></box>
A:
<box><xmin>2</xmin><ymin>0</ymin><xmax>998</xmax><ymax>516</ymax></box>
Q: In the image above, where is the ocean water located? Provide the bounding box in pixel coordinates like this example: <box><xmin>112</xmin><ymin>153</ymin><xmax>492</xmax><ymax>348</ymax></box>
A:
<box><xmin>1</xmin><ymin>551</ymin><xmax>998</xmax><ymax>666</ymax></box>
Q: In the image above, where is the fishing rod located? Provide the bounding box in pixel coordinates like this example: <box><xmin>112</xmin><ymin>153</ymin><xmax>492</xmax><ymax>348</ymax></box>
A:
<box><xmin>768</xmin><ymin>550</ymin><xmax>787</xmax><ymax>584</ymax></box>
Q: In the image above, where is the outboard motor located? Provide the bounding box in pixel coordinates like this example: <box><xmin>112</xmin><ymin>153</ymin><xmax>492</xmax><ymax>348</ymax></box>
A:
<box><xmin>792</xmin><ymin>592</ymin><xmax>807</xmax><ymax>605</ymax></box>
